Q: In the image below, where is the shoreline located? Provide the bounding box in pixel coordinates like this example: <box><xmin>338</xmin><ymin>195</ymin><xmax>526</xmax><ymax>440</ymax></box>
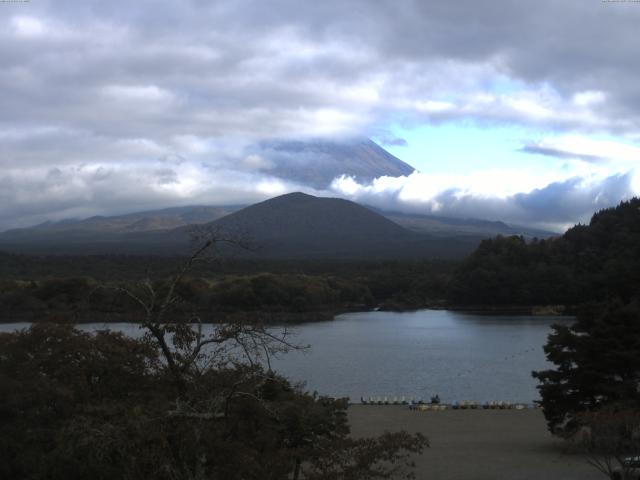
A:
<box><xmin>0</xmin><ymin>304</ymin><xmax>574</xmax><ymax>324</ymax></box>
<box><xmin>379</xmin><ymin>303</ymin><xmax>573</xmax><ymax>316</ymax></box>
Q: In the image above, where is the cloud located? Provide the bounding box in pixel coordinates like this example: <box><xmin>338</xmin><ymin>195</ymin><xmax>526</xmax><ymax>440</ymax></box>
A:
<box><xmin>0</xmin><ymin>160</ymin><xmax>316</xmax><ymax>229</ymax></box>
<box><xmin>1</xmin><ymin>0</ymin><xmax>640</xmax><ymax>229</ymax></box>
<box><xmin>3</xmin><ymin>0</ymin><xmax>640</xmax><ymax>141</ymax></box>
<box><xmin>521</xmin><ymin>135</ymin><xmax>640</xmax><ymax>165</ymax></box>
<box><xmin>520</xmin><ymin>145</ymin><xmax>605</xmax><ymax>163</ymax></box>
<box><xmin>1</xmin><ymin>138</ymin><xmax>636</xmax><ymax>232</ymax></box>
<box><xmin>330</xmin><ymin>170</ymin><xmax>638</xmax><ymax>232</ymax></box>
<box><xmin>11</xmin><ymin>16</ymin><xmax>46</xmax><ymax>37</ymax></box>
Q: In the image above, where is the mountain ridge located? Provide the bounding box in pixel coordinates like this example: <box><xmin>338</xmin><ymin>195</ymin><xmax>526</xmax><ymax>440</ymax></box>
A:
<box><xmin>0</xmin><ymin>193</ymin><xmax>481</xmax><ymax>259</ymax></box>
<box><xmin>0</xmin><ymin>199</ymin><xmax>556</xmax><ymax>240</ymax></box>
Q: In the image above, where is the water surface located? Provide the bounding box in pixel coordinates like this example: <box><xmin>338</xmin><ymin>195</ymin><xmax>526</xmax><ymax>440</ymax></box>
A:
<box><xmin>269</xmin><ymin>310</ymin><xmax>570</xmax><ymax>403</ymax></box>
<box><xmin>0</xmin><ymin>310</ymin><xmax>571</xmax><ymax>403</ymax></box>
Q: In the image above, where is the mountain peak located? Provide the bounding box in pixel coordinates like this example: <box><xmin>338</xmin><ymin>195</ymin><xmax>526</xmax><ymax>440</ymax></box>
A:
<box><xmin>209</xmin><ymin>192</ymin><xmax>417</xmax><ymax>258</ymax></box>
<box><xmin>273</xmin><ymin>191</ymin><xmax>315</xmax><ymax>201</ymax></box>
<box><xmin>254</xmin><ymin>137</ymin><xmax>415</xmax><ymax>188</ymax></box>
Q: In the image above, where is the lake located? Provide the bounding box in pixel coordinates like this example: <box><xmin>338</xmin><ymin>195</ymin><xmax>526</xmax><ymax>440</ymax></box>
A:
<box><xmin>0</xmin><ymin>309</ymin><xmax>571</xmax><ymax>403</ymax></box>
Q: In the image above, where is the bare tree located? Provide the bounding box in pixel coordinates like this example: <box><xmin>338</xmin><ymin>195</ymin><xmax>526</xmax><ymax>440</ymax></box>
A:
<box><xmin>83</xmin><ymin>228</ymin><xmax>428</xmax><ymax>479</ymax></box>
<box><xmin>578</xmin><ymin>405</ymin><xmax>640</xmax><ymax>479</ymax></box>
<box><xmin>108</xmin><ymin>227</ymin><xmax>304</xmax><ymax>392</ymax></box>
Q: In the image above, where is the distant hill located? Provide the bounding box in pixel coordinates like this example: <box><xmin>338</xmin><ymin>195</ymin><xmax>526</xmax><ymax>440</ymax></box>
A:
<box><xmin>255</xmin><ymin>138</ymin><xmax>415</xmax><ymax>188</ymax></box>
<box><xmin>0</xmin><ymin>205</ymin><xmax>240</xmax><ymax>241</ymax></box>
<box><xmin>449</xmin><ymin>197</ymin><xmax>640</xmax><ymax>305</ymax></box>
<box><xmin>0</xmin><ymin>193</ymin><xmax>481</xmax><ymax>259</ymax></box>
<box><xmin>0</xmin><ymin>192</ymin><xmax>559</xmax><ymax>259</ymax></box>
<box><xmin>377</xmin><ymin>209</ymin><xmax>557</xmax><ymax>239</ymax></box>
<box><xmin>0</xmin><ymin>200</ymin><xmax>555</xmax><ymax>244</ymax></box>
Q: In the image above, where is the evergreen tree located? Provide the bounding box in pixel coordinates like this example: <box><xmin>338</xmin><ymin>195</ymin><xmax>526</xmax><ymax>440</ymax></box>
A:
<box><xmin>533</xmin><ymin>300</ymin><xmax>640</xmax><ymax>435</ymax></box>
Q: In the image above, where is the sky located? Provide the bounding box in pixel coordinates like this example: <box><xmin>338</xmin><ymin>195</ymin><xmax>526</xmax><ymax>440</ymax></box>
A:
<box><xmin>1</xmin><ymin>0</ymin><xmax>640</xmax><ymax>232</ymax></box>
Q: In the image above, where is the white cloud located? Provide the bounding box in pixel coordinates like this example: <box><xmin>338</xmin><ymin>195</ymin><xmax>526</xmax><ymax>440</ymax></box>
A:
<box><xmin>11</xmin><ymin>16</ymin><xmax>46</xmax><ymax>37</ymax></box>
<box><xmin>406</xmin><ymin>86</ymin><xmax>610</xmax><ymax>131</ymax></box>
<box><xmin>526</xmin><ymin>135</ymin><xmax>640</xmax><ymax>164</ymax></box>
<box><xmin>332</xmin><ymin>169</ymin><xmax>557</xmax><ymax>206</ymax></box>
<box><xmin>298</xmin><ymin>108</ymin><xmax>371</xmax><ymax>137</ymax></box>
<box><xmin>102</xmin><ymin>84</ymin><xmax>175</xmax><ymax>103</ymax></box>
<box><xmin>415</xmin><ymin>100</ymin><xmax>456</xmax><ymax>113</ymax></box>
<box><xmin>573</xmin><ymin>90</ymin><xmax>606</xmax><ymax>107</ymax></box>
<box><xmin>330</xmin><ymin>168</ymin><xmax>638</xmax><ymax>231</ymax></box>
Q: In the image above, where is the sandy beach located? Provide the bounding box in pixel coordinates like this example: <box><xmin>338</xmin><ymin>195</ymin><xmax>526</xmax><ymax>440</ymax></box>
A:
<box><xmin>348</xmin><ymin>406</ymin><xmax>603</xmax><ymax>480</ymax></box>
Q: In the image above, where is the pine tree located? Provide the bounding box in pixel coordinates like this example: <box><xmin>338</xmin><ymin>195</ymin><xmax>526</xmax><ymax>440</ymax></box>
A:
<box><xmin>533</xmin><ymin>300</ymin><xmax>640</xmax><ymax>435</ymax></box>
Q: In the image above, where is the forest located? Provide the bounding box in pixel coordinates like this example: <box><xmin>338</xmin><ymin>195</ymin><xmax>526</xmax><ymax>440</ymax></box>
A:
<box><xmin>449</xmin><ymin>198</ymin><xmax>640</xmax><ymax>307</ymax></box>
<box><xmin>2</xmin><ymin>199</ymin><xmax>639</xmax><ymax>322</ymax></box>
<box><xmin>0</xmin><ymin>256</ymin><xmax>453</xmax><ymax>323</ymax></box>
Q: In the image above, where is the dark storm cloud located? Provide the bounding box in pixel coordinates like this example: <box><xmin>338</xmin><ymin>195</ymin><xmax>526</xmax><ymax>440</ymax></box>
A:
<box><xmin>4</xmin><ymin>0</ymin><xmax>639</xmax><ymax>139</ymax></box>
<box><xmin>511</xmin><ymin>173</ymin><xmax>635</xmax><ymax>224</ymax></box>
<box><xmin>378</xmin><ymin>137</ymin><xmax>408</xmax><ymax>147</ymax></box>
<box><xmin>1</xmin><ymin>0</ymin><xmax>640</xmax><ymax>228</ymax></box>
<box><xmin>520</xmin><ymin>145</ymin><xmax>606</xmax><ymax>163</ymax></box>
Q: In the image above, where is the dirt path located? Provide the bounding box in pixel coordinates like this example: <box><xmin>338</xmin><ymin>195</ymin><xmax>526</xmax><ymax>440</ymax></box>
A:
<box><xmin>348</xmin><ymin>406</ymin><xmax>604</xmax><ymax>480</ymax></box>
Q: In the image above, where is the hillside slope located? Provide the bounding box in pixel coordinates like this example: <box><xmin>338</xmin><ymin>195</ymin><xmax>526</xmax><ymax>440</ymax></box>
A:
<box><xmin>206</xmin><ymin>192</ymin><xmax>417</xmax><ymax>258</ymax></box>
<box><xmin>449</xmin><ymin>197</ymin><xmax>640</xmax><ymax>305</ymax></box>
<box><xmin>377</xmin><ymin>210</ymin><xmax>557</xmax><ymax>239</ymax></box>
<box><xmin>0</xmin><ymin>206</ymin><xmax>240</xmax><ymax>246</ymax></box>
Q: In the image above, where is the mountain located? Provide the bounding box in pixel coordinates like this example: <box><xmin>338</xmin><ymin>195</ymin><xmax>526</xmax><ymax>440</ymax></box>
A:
<box><xmin>203</xmin><ymin>192</ymin><xmax>420</xmax><ymax>258</ymax></box>
<box><xmin>0</xmin><ymin>193</ymin><xmax>558</xmax><ymax>258</ymax></box>
<box><xmin>255</xmin><ymin>138</ymin><xmax>415</xmax><ymax>188</ymax></box>
<box><xmin>0</xmin><ymin>205</ymin><xmax>240</xmax><ymax>241</ymax></box>
<box><xmin>0</xmin><ymin>193</ymin><xmax>480</xmax><ymax>258</ymax></box>
<box><xmin>177</xmin><ymin>192</ymin><xmax>482</xmax><ymax>259</ymax></box>
<box><xmin>376</xmin><ymin>209</ymin><xmax>557</xmax><ymax>239</ymax></box>
<box><xmin>0</xmin><ymin>202</ymin><xmax>556</xmax><ymax>243</ymax></box>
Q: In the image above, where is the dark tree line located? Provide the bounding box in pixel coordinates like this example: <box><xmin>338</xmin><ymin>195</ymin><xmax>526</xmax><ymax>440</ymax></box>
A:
<box><xmin>0</xmin><ymin>274</ymin><xmax>375</xmax><ymax>323</ymax></box>
<box><xmin>449</xmin><ymin>198</ymin><xmax>640</xmax><ymax>306</ymax></box>
<box><xmin>0</xmin><ymin>237</ymin><xmax>428</xmax><ymax>479</ymax></box>
<box><xmin>0</xmin><ymin>324</ymin><xmax>427</xmax><ymax>480</ymax></box>
<box><xmin>0</xmin><ymin>260</ymin><xmax>454</xmax><ymax>322</ymax></box>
